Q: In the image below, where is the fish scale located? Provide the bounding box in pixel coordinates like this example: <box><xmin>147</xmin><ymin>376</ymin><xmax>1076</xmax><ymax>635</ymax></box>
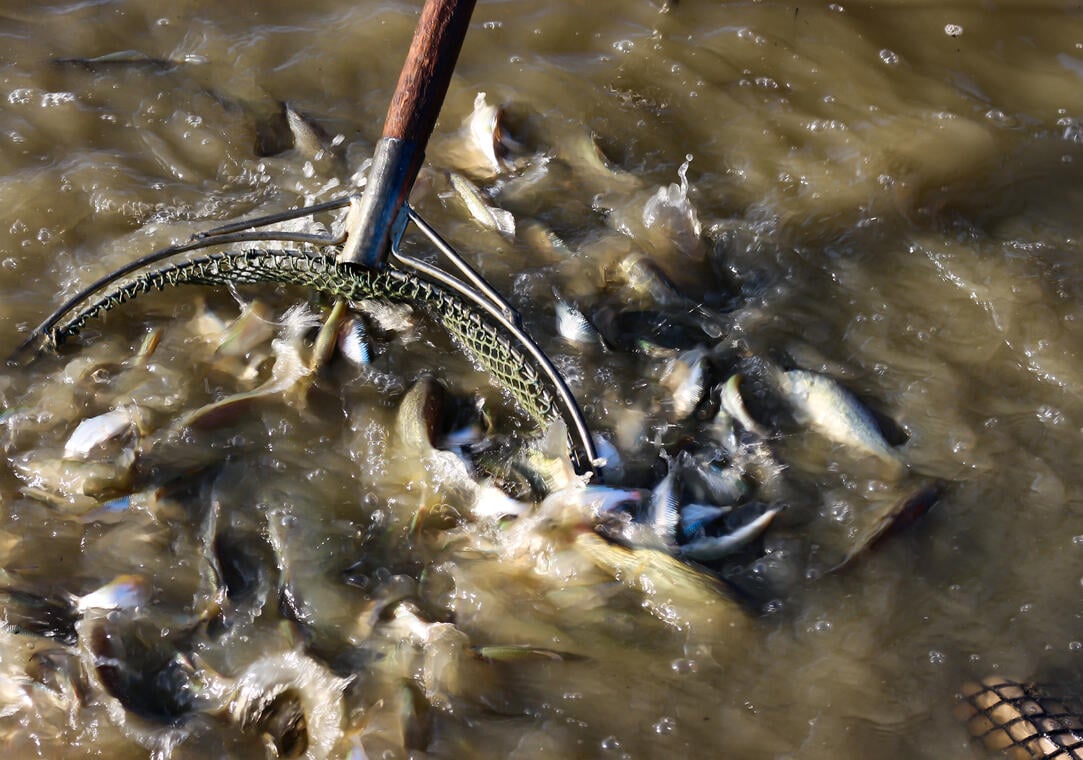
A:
<box><xmin>44</xmin><ymin>248</ymin><xmax>559</xmax><ymax>430</ymax></box>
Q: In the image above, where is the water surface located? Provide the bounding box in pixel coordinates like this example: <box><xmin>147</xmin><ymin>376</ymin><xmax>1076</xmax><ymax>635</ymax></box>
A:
<box><xmin>2</xmin><ymin>1</ymin><xmax>1083</xmax><ymax>758</ymax></box>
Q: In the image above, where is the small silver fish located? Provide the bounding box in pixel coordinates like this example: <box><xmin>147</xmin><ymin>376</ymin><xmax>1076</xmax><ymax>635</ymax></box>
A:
<box><xmin>645</xmin><ymin>458</ymin><xmax>680</xmax><ymax>543</ymax></box>
<box><xmin>719</xmin><ymin>374</ymin><xmax>769</xmax><ymax>438</ymax></box>
<box><xmin>75</xmin><ymin>574</ymin><xmax>150</xmax><ymax>614</ymax></box>
<box><xmin>63</xmin><ymin>408</ymin><xmax>138</xmax><ymax>459</ymax></box>
<box><xmin>555</xmin><ymin>298</ymin><xmax>603</xmax><ymax>346</ymax></box>
<box><xmin>678</xmin><ymin>502</ymin><xmax>781</xmax><ymax>561</ymax></box>
<box><xmin>662</xmin><ymin>347</ymin><xmax>707</xmax><ymax>420</ymax></box>
<box><xmin>678</xmin><ymin>451</ymin><xmax>749</xmax><ymax>506</ymax></box>
<box><xmin>284</xmin><ymin>103</ymin><xmax>332</xmax><ymax>159</ymax></box>
<box><xmin>449</xmin><ymin>172</ymin><xmax>515</xmax><ymax>237</ymax></box>
<box><xmin>679</xmin><ymin>503</ymin><xmax>730</xmax><ymax>536</ymax></box>
<box><xmin>337</xmin><ymin>316</ymin><xmax>372</xmax><ymax>367</ymax></box>
<box><xmin>775</xmin><ymin>369</ymin><xmax>906</xmax><ymax>476</ymax></box>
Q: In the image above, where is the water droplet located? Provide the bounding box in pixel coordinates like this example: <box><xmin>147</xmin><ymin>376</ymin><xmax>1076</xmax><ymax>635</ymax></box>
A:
<box><xmin>601</xmin><ymin>735</ymin><xmax>622</xmax><ymax>752</ymax></box>
<box><xmin>879</xmin><ymin>49</ymin><xmax>900</xmax><ymax>66</ymax></box>
<box><xmin>928</xmin><ymin>650</ymin><xmax>946</xmax><ymax>664</ymax></box>
<box><xmin>944</xmin><ymin>24</ymin><xmax>963</xmax><ymax>37</ymax></box>
<box><xmin>613</xmin><ymin>39</ymin><xmax>633</xmax><ymax>53</ymax></box>
<box><xmin>1071</xmin><ymin>641</ymin><xmax>1083</xmax><ymax>652</ymax></box>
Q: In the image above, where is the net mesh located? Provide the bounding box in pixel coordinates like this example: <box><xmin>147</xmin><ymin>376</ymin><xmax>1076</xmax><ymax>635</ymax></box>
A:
<box><xmin>957</xmin><ymin>677</ymin><xmax>1083</xmax><ymax>759</ymax></box>
<box><xmin>46</xmin><ymin>249</ymin><xmax>558</xmax><ymax>429</ymax></box>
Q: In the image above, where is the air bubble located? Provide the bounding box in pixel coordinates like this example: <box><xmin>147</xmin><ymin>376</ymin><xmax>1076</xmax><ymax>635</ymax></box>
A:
<box><xmin>944</xmin><ymin>24</ymin><xmax>963</xmax><ymax>37</ymax></box>
<box><xmin>653</xmin><ymin>716</ymin><xmax>676</xmax><ymax>735</ymax></box>
<box><xmin>879</xmin><ymin>49</ymin><xmax>900</xmax><ymax>66</ymax></box>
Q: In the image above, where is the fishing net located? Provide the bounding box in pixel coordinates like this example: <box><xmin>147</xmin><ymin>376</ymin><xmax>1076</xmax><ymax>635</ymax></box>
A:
<box><xmin>957</xmin><ymin>677</ymin><xmax>1083</xmax><ymax>759</ymax></box>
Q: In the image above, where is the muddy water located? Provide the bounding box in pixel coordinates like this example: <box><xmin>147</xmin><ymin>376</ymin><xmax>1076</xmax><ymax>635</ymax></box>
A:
<box><xmin>1</xmin><ymin>0</ymin><xmax>1083</xmax><ymax>758</ymax></box>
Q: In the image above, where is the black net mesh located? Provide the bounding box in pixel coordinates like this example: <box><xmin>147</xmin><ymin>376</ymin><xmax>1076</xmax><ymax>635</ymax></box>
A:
<box><xmin>957</xmin><ymin>677</ymin><xmax>1083</xmax><ymax>759</ymax></box>
<box><xmin>46</xmin><ymin>249</ymin><xmax>557</xmax><ymax>429</ymax></box>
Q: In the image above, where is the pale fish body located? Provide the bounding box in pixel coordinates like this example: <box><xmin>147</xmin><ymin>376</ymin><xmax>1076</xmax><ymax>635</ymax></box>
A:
<box><xmin>449</xmin><ymin>172</ymin><xmax>515</xmax><ymax>238</ymax></box>
<box><xmin>472</xmin><ymin>482</ymin><xmax>529</xmax><ymax>520</ymax></box>
<box><xmin>466</xmin><ymin>92</ymin><xmax>523</xmax><ymax>175</ymax></box>
<box><xmin>285</xmin><ymin>104</ymin><xmax>332</xmax><ymax>159</ymax></box>
<box><xmin>572</xmin><ymin>485</ymin><xmax>647</xmax><ymax>517</ymax></box>
<box><xmin>678</xmin><ymin>502</ymin><xmax>781</xmax><ymax>561</ymax></box>
<box><xmin>555</xmin><ymin>298</ymin><xmax>602</xmax><ymax>346</ymax></box>
<box><xmin>337</xmin><ymin>315</ymin><xmax>372</xmax><ymax>366</ymax></box>
<box><xmin>679</xmin><ymin>451</ymin><xmax>748</xmax><ymax>506</ymax></box>
<box><xmin>76</xmin><ymin>574</ymin><xmax>150</xmax><ymax>614</ymax></box>
<box><xmin>63</xmin><ymin>408</ymin><xmax>137</xmax><ymax>459</ymax></box>
<box><xmin>719</xmin><ymin>374</ymin><xmax>768</xmax><ymax>438</ymax></box>
<box><xmin>645</xmin><ymin>460</ymin><xmax>679</xmax><ymax>543</ymax></box>
<box><xmin>662</xmin><ymin>346</ymin><xmax>707</xmax><ymax>419</ymax></box>
<box><xmin>678</xmin><ymin>503</ymin><xmax>729</xmax><ymax>535</ymax></box>
<box><xmin>574</xmin><ymin>531</ymin><xmax>750</xmax><ymax>634</ymax></box>
<box><xmin>776</xmin><ymin>369</ymin><xmax>906</xmax><ymax>476</ymax></box>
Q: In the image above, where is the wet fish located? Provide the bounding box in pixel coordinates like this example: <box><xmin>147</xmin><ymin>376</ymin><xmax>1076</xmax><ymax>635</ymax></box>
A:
<box><xmin>285</xmin><ymin>104</ymin><xmax>333</xmax><ymax>159</ymax></box>
<box><xmin>775</xmin><ymin>368</ymin><xmax>906</xmax><ymax>477</ymax></box>
<box><xmin>449</xmin><ymin>171</ymin><xmax>516</xmax><ymax>237</ymax></box>
<box><xmin>645</xmin><ymin>458</ymin><xmax>680</xmax><ymax>543</ymax></box>
<box><xmin>555</xmin><ymin>297</ymin><xmax>603</xmax><ymax>346</ymax></box>
<box><xmin>719</xmin><ymin>374</ymin><xmax>769</xmax><ymax>438</ymax></box>
<box><xmin>573</xmin><ymin>531</ymin><xmax>751</xmax><ymax>634</ymax></box>
<box><xmin>337</xmin><ymin>315</ymin><xmax>372</xmax><ymax>366</ymax></box>
<box><xmin>0</xmin><ymin>573</ymin><xmax>148</xmax><ymax>646</ymax></box>
<box><xmin>678</xmin><ymin>501</ymin><xmax>781</xmax><ymax>562</ymax></box>
<box><xmin>678</xmin><ymin>451</ymin><xmax>749</xmax><ymax>506</ymax></box>
<box><xmin>53</xmin><ymin>50</ymin><xmax>190</xmax><ymax>70</ymax></box>
<box><xmin>63</xmin><ymin>407</ymin><xmax>141</xmax><ymax>459</ymax></box>
<box><xmin>661</xmin><ymin>346</ymin><xmax>707</xmax><ymax>419</ymax></box>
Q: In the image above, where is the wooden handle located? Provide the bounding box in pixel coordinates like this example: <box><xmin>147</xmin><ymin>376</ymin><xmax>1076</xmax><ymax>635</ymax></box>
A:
<box><xmin>383</xmin><ymin>0</ymin><xmax>477</xmax><ymax>145</ymax></box>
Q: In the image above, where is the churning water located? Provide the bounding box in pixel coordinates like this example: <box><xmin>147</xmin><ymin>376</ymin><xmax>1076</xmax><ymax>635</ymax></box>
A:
<box><xmin>1</xmin><ymin>1</ymin><xmax>1083</xmax><ymax>758</ymax></box>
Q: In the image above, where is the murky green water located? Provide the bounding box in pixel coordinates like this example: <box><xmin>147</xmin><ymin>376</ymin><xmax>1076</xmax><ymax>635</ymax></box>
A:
<box><xmin>3</xmin><ymin>1</ymin><xmax>1083</xmax><ymax>757</ymax></box>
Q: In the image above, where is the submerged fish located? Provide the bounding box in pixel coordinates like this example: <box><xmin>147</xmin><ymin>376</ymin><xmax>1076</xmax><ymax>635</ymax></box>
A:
<box><xmin>775</xmin><ymin>368</ymin><xmax>906</xmax><ymax>477</ymax></box>
<box><xmin>0</xmin><ymin>574</ymin><xmax>149</xmax><ymax>645</ymax></box>
<box><xmin>449</xmin><ymin>172</ymin><xmax>516</xmax><ymax>237</ymax></box>
<box><xmin>28</xmin><ymin>249</ymin><xmax>597</xmax><ymax>473</ymax></box>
